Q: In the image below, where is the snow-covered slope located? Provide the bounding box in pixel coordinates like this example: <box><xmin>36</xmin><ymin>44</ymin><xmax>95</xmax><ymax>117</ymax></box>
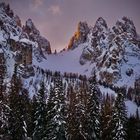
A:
<box><xmin>33</xmin><ymin>16</ymin><xmax>140</xmax><ymax>90</ymax></box>
<box><xmin>33</xmin><ymin>43</ymin><xmax>94</xmax><ymax>76</ymax></box>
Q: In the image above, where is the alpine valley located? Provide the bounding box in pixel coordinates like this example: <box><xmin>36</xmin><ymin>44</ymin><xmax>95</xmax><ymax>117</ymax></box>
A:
<box><xmin>0</xmin><ymin>2</ymin><xmax>140</xmax><ymax>140</ymax></box>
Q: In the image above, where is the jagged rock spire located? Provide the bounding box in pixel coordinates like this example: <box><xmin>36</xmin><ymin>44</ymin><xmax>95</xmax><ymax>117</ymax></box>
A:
<box><xmin>23</xmin><ymin>19</ymin><xmax>51</xmax><ymax>54</ymax></box>
<box><xmin>23</xmin><ymin>18</ymin><xmax>40</xmax><ymax>35</ymax></box>
<box><xmin>77</xmin><ymin>21</ymin><xmax>89</xmax><ymax>36</ymax></box>
<box><xmin>94</xmin><ymin>17</ymin><xmax>108</xmax><ymax>32</ymax></box>
<box><xmin>68</xmin><ymin>21</ymin><xmax>89</xmax><ymax>49</ymax></box>
<box><xmin>26</xmin><ymin>19</ymin><xmax>34</xmax><ymax>29</ymax></box>
<box><xmin>0</xmin><ymin>2</ymin><xmax>14</xmax><ymax>18</ymax></box>
<box><xmin>114</xmin><ymin>16</ymin><xmax>137</xmax><ymax>37</ymax></box>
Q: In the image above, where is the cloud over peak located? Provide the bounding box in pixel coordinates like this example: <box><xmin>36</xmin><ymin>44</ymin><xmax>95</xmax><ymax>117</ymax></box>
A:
<box><xmin>48</xmin><ymin>5</ymin><xmax>62</xmax><ymax>16</ymax></box>
<box><xmin>32</xmin><ymin>0</ymin><xmax>44</xmax><ymax>10</ymax></box>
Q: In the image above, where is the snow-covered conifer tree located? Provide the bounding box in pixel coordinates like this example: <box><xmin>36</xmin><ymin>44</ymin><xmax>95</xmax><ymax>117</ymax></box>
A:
<box><xmin>85</xmin><ymin>73</ymin><xmax>101</xmax><ymax>140</ymax></box>
<box><xmin>46</xmin><ymin>73</ymin><xmax>66</xmax><ymax>140</ymax></box>
<box><xmin>8</xmin><ymin>65</ymin><xmax>28</xmax><ymax>140</ymax></box>
<box><xmin>33</xmin><ymin>82</ymin><xmax>47</xmax><ymax>140</ymax></box>
<box><xmin>111</xmin><ymin>90</ymin><xmax>127</xmax><ymax>140</ymax></box>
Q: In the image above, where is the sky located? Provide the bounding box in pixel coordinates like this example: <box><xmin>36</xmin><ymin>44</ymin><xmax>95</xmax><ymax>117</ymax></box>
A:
<box><xmin>2</xmin><ymin>0</ymin><xmax>140</xmax><ymax>51</ymax></box>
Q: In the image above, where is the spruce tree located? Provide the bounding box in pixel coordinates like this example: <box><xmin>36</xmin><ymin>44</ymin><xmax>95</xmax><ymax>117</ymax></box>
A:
<box><xmin>0</xmin><ymin>100</ymin><xmax>10</xmax><ymax>139</ymax></box>
<box><xmin>46</xmin><ymin>74</ymin><xmax>66</xmax><ymax>140</ymax></box>
<box><xmin>85</xmin><ymin>74</ymin><xmax>101</xmax><ymax>140</ymax></box>
<box><xmin>127</xmin><ymin>115</ymin><xmax>140</xmax><ymax>140</ymax></box>
<box><xmin>20</xmin><ymin>88</ymin><xmax>32</xmax><ymax>138</ymax></box>
<box><xmin>8</xmin><ymin>65</ymin><xmax>28</xmax><ymax>140</ymax></box>
<box><xmin>33</xmin><ymin>82</ymin><xmax>47</xmax><ymax>140</ymax></box>
<box><xmin>111</xmin><ymin>90</ymin><xmax>127</xmax><ymax>140</ymax></box>
<box><xmin>0</xmin><ymin>61</ymin><xmax>6</xmax><ymax>101</ymax></box>
<box><xmin>66</xmin><ymin>86</ymin><xmax>84</xmax><ymax>140</ymax></box>
<box><xmin>0</xmin><ymin>61</ymin><xmax>9</xmax><ymax>139</ymax></box>
<box><xmin>77</xmin><ymin>87</ymin><xmax>88</xmax><ymax>140</ymax></box>
<box><xmin>133</xmin><ymin>109</ymin><xmax>140</xmax><ymax>140</ymax></box>
<box><xmin>100</xmin><ymin>94</ymin><xmax>114</xmax><ymax>140</ymax></box>
<box><xmin>30</xmin><ymin>95</ymin><xmax>38</xmax><ymax>137</ymax></box>
<box><xmin>0</xmin><ymin>66</ymin><xmax>4</xmax><ymax>101</ymax></box>
<box><xmin>45</xmin><ymin>85</ymin><xmax>57</xmax><ymax>140</ymax></box>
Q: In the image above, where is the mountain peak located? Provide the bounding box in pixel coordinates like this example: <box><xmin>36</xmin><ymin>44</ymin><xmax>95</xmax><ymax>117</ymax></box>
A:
<box><xmin>0</xmin><ymin>2</ymin><xmax>51</xmax><ymax>64</ymax></box>
<box><xmin>0</xmin><ymin>2</ymin><xmax>14</xmax><ymax>17</ymax></box>
<box><xmin>14</xmin><ymin>15</ymin><xmax>22</xmax><ymax>27</ymax></box>
<box><xmin>77</xmin><ymin>21</ymin><xmax>89</xmax><ymax>34</ymax></box>
<box><xmin>96</xmin><ymin>17</ymin><xmax>106</xmax><ymax>24</ymax></box>
<box><xmin>26</xmin><ymin>18</ymin><xmax>35</xmax><ymax>30</ymax></box>
<box><xmin>23</xmin><ymin>18</ymin><xmax>40</xmax><ymax>36</ymax></box>
<box><xmin>94</xmin><ymin>17</ymin><xmax>108</xmax><ymax>30</ymax></box>
<box><xmin>24</xmin><ymin>19</ymin><xmax>51</xmax><ymax>55</ymax></box>
<box><xmin>0</xmin><ymin>2</ymin><xmax>9</xmax><ymax>10</ymax></box>
<box><xmin>114</xmin><ymin>16</ymin><xmax>137</xmax><ymax>37</ymax></box>
<box><xmin>68</xmin><ymin>21</ymin><xmax>89</xmax><ymax>50</ymax></box>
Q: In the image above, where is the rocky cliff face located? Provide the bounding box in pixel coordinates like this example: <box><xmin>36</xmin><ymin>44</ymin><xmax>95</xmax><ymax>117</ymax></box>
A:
<box><xmin>68</xmin><ymin>21</ymin><xmax>90</xmax><ymax>50</ymax></box>
<box><xmin>0</xmin><ymin>2</ymin><xmax>51</xmax><ymax>78</ymax></box>
<box><xmin>68</xmin><ymin>16</ymin><xmax>140</xmax><ymax>85</ymax></box>
<box><xmin>23</xmin><ymin>19</ymin><xmax>51</xmax><ymax>55</ymax></box>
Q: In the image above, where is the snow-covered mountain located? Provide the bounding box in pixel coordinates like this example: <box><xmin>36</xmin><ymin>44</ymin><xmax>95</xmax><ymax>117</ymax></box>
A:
<box><xmin>1</xmin><ymin>2</ymin><xmax>140</xmax><ymax>85</ymax></box>
<box><xmin>35</xmin><ymin>16</ymin><xmax>140</xmax><ymax>90</ymax></box>
<box><xmin>67</xmin><ymin>17</ymin><xmax>140</xmax><ymax>87</ymax></box>
<box><xmin>0</xmin><ymin>2</ymin><xmax>51</xmax><ymax>77</ymax></box>
<box><xmin>0</xmin><ymin>2</ymin><xmax>140</xmax><ymax>115</ymax></box>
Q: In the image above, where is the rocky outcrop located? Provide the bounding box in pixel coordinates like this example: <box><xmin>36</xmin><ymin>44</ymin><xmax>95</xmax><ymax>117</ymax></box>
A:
<box><xmin>23</xmin><ymin>19</ymin><xmax>51</xmax><ymax>55</ymax></box>
<box><xmin>93</xmin><ymin>17</ymin><xmax>108</xmax><ymax>33</ymax></box>
<box><xmin>113</xmin><ymin>16</ymin><xmax>137</xmax><ymax>38</ymax></box>
<box><xmin>0</xmin><ymin>2</ymin><xmax>52</xmax><ymax>78</ymax></box>
<box><xmin>68</xmin><ymin>21</ymin><xmax>89</xmax><ymax>49</ymax></box>
<box><xmin>14</xmin><ymin>15</ymin><xmax>22</xmax><ymax>27</ymax></box>
<box><xmin>9</xmin><ymin>39</ymin><xmax>32</xmax><ymax>65</ymax></box>
<box><xmin>69</xmin><ymin>17</ymin><xmax>140</xmax><ymax>84</ymax></box>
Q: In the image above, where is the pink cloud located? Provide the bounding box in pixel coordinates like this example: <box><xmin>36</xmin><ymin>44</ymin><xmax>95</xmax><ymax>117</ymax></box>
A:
<box><xmin>32</xmin><ymin>0</ymin><xmax>43</xmax><ymax>10</ymax></box>
<box><xmin>48</xmin><ymin>5</ymin><xmax>62</xmax><ymax>16</ymax></box>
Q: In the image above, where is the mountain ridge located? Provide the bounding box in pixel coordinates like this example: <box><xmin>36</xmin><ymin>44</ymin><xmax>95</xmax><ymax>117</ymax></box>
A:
<box><xmin>1</xmin><ymin>2</ymin><xmax>140</xmax><ymax>87</ymax></box>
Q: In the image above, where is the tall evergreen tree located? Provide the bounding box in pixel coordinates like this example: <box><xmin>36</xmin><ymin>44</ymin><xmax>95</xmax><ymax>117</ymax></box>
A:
<box><xmin>84</xmin><ymin>74</ymin><xmax>101</xmax><ymax>140</ymax></box>
<box><xmin>0</xmin><ymin>100</ymin><xmax>10</xmax><ymax>139</ymax></box>
<box><xmin>20</xmin><ymin>88</ymin><xmax>32</xmax><ymax>139</ymax></box>
<box><xmin>100</xmin><ymin>94</ymin><xmax>114</xmax><ymax>140</ymax></box>
<box><xmin>30</xmin><ymin>95</ymin><xmax>38</xmax><ymax>137</ymax></box>
<box><xmin>66</xmin><ymin>86</ymin><xmax>86</xmax><ymax>140</ymax></box>
<box><xmin>0</xmin><ymin>66</ymin><xmax>4</xmax><ymax>101</ymax></box>
<box><xmin>111</xmin><ymin>90</ymin><xmax>127</xmax><ymax>140</ymax></box>
<box><xmin>127</xmin><ymin>115</ymin><xmax>140</xmax><ymax>140</ymax></box>
<box><xmin>77</xmin><ymin>86</ymin><xmax>88</xmax><ymax>140</ymax></box>
<box><xmin>135</xmin><ymin>109</ymin><xmax>140</xmax><ymax>139</ymax></box>
<box><xmin>8</xmin><ymin>65</ymin><xmax>28</xmax><ymax>140</ymax></box>
<box><xmin>33</xmin><ymin>82</ymin><xmax>47</xmax><ymax>140</ymax></box>
<box><xmin>46</xmin><ymin>73</ymin><xmax>66</xmax><ymax>140</ymax></box>
<box><xmin>0</xmin><ymin>60</ymin><xmax>6</xmax><ymax>101</ymax></box>
<box><xmin>0</xmin><ymin>60</ymin><xmax>9</xmax><ymax>139</ymax></box>
<box><xmin>45</xmin><ymin>85</ymin><xmax>57</xmax><ymax>140</ymax></box>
